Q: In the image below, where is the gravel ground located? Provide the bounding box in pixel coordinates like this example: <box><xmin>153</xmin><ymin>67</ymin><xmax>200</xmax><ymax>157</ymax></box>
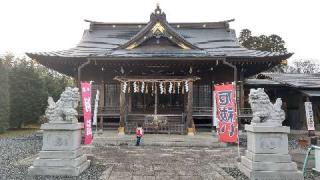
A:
<box><xmin>0</xmin><ymin>134</ymin><xmax>106</xmax><ymax>180</ymax></box>
<box><xmin>222</xmin><ymin>167</ymin><xmax>249</xmax><ymax>180</ymax></box>
<box><xmin>0</xmin><ymin>134</ymin><xmax>42</xmax><ymax>180</ymax></box>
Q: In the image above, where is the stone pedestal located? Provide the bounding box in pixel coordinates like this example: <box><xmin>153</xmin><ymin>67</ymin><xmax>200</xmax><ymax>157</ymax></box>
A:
<box><xmin>239</xmin><ymin>124</ymin><xmax>303</xmax><ymax>180</ymax></box>
<box><xmin>28</xmin><ymin>123</ymin><xmax>90</xmax><ymax>176</ymax></box>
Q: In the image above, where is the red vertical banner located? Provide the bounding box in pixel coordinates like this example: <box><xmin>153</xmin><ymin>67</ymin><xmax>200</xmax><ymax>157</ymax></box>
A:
<box><xmin>214</xmin><ymin>84</ymin><xmax>238</xmax><ymax>143</ymax></box>
<box><xmin>81</xmin><ymin>82</ymin><xmax>92</xmax><ymax>144</ymax></box>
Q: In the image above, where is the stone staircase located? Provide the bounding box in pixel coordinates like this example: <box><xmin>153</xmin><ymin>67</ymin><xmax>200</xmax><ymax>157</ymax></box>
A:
<box><xmin>93</xmin><ymin>131</ymin><xmax>226</xmax><ymax>148</ymax></box>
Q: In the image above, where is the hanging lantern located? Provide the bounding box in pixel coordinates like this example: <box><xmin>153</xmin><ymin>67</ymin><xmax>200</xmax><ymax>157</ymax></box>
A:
<box><xmin>151</xmin><ymin>83</ymin><xmax>155</xmax><ymax>96</ymax></box>
<box><xmin>173</xmin><ymin>82</ymin><xmax>176</xmax><ymax>94</ymax></box>
<box><xmin>141</xmin><ymin>82</ymin><xmax>145</xmax><ymax>93</ymax></box>
<box><xmin>182</xmin><ymin>85</ymin><xmax>185</xmax><ymax>94</ymax></box>
<box><xmin>185</xmin><ymin>81</ymin><xmax>189</xmax><ymax>92</ymax></box>
<box><xmin>145</xmin><ymin>83</ymin><xmax>149</xmax><ymax>94</ymax></box>
<box><xmin>168</xmin><ymin>82</ymin><xmax>173</xmax><ymax>94</ymax></box>
<box><xmin>159</xmin><ymin>82</ymin><xmax>164</xmax><ymax>94</ymax></box>
<box><xmin>177</xmin><ymin>82</ymin><xmax>181</xmax><ymax>94</ymax></box>
<box><xmin>137</xmin><ymin>81</ymin><xmax>140</xmax><ymax>92</ymax></box>
<box><xmin>122</xmin><ymin>82</ymin><xmax>127</xmax><ymax>93</ymax></box>
<box><xmin>164</xmin><ymin>82</ymin><xmax>167</xmax><ymax>94</ymax></box>
<box><xmin>127</xmin><ymin>82</ymin><xmax>131</xmax><ymax>93</ymax></box>
<box><xmin>133</xmin><ymin>81</ymin><xmax>138</xmax><ymax>93</ymax></box>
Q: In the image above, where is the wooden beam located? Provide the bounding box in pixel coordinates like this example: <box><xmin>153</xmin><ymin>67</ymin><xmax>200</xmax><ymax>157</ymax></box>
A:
<box><xmin>114</xmin><ymin>75</ymin><xmax>200</xmax><ymax>82</ymax></box>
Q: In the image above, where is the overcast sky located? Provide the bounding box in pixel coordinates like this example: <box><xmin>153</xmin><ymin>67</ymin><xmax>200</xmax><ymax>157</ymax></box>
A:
<box><xmin>0</xmin><ymin>0</ymin><xmax>319</xmax><ymax>62</ymax></box>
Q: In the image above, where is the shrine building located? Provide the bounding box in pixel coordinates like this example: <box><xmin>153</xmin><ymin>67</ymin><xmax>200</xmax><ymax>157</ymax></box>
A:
<box><xmin>26</xmin><ymin>6</ymin><xmax>293</xmax><ymax>134</ymax></box>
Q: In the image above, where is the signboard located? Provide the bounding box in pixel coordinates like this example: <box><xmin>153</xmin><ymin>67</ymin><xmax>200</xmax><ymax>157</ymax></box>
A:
<box><xmin>214</xmin><ymin>84</ymin><xmax>238</xmax><ymax>143</ymax></box>
<box><xmin>93</xmin><ymin>90</ymin><xmax>100</xmax><ymax>126</ymax></box>
<box><xmin>305</xmin><ymin>102</ymin><xmax>315</xmax><ymax>131</ymax></box>
<box><xmin>81</xmin><ymin>82</ymin><xmax>93</xmax><ymax>144</ymax></box>
<box><xmin>212</xmin><ymin>89</ymin><xmax>218</xmax><ymax>127</ymax></box>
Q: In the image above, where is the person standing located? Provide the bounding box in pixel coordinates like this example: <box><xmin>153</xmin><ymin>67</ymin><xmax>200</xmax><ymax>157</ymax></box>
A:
<box><xmin>135</xmin><ymin>123</ymin><xmax>144</xmax><ymax>146</ymax></box>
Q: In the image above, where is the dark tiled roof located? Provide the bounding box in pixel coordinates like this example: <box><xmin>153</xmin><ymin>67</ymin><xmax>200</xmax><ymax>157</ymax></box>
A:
<box><xmin>26</xmin><ymin>6</ymin><xmax>292</xmax><ymax>61</ymax></box>
<box><xmin>27</xmin><ymin>22</ymin><xmax>291</xmax><ymax>59</ymax></box>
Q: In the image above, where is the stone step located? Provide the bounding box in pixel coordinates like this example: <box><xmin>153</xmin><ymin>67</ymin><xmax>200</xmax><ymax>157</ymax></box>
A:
<box><xmin>241</xmin><ymin>156</ymin><xmax>298</xmax><ymax>171</ymax></box>
<box><xmin>239</xmin><ymin>162</ymin><xmax>303</xmax><ymax>180</ymax></box>
<box><xmin>29</xmin><ymin>160</ymin><xmax>90</xmax><ymax>176</ymax></box>
<box><xmin>92</xmin><ymin>133</ymin><xmax>225</xmax><ymax>148</ymax></box>
<box><xmin>33</xmin><ymin>155</ymin><xmax>87</xmax><ymax>167</ymax></box>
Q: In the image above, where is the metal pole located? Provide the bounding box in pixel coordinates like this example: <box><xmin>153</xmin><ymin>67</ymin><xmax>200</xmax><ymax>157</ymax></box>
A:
<box><xmin>77</xmin><ymin>59</ymin><xmax>91</xmax><ymax>88</ymax></box>
<box><xmin>222</xmin><ymin>60</ymin><xmax>241</xmax><ymax>160</ymax></box>
<box><xmin>77</xmin><ymin>59</ymin><xmax>91</xmax><ymax>120</ymax></box>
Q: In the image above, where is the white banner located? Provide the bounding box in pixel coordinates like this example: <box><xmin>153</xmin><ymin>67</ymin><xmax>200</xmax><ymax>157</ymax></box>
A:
<box><xmin>305</xmin><ymin>102</ymin><xmax>315</xmax><ymax>131</ymax></box>
<box><xmin>212</xmin><ymin>90</ymin><xmax>218</xmax><ymax>127</ymax></box>
<box><xmin>93</xmin><ymin>90</ymin><xmax>100</xmax><ymax>126</ymax></box>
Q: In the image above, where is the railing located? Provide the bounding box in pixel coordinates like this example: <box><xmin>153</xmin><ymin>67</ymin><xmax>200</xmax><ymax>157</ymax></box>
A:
<box><xmin>125</xmin><ymin>113</ymin><xmax>186</xmax><ymax>134</ymax></box>
<box><xmin>193</xmin><ymin>107</ymin><xmax>212</xmax><ymax>116</ymax></box>
<box><xmin>238</xmin><ymin>108</ymin><xmax>253</xmax><ymax>117</ymax></box>
<box><xmin>78</xmin><ymin>106</ymin><xmax>120</xmax><ymax>116</ymax></box>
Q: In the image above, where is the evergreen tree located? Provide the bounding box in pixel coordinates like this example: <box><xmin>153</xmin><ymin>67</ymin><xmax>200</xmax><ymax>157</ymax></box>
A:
<box><xmin>0</xmin><ymin>56</ymin><xmax>10</xmax><ymax>132</ymax></box>
<box><xmin>239</xmin><ymin>29</ymin><xmax>287</xmax><ymax>53</ymax></box>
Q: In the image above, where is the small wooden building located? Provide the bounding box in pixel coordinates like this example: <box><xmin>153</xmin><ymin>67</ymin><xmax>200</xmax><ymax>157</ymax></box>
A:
<box><xmin>26</xmin><ymin>6</ymin><xmax>292</xmax><ymax>134</ymax></box>
<box><xmin>245</xmin><ymin>73</ymin><xmax>320</xmax><ymax>130</ymax></box>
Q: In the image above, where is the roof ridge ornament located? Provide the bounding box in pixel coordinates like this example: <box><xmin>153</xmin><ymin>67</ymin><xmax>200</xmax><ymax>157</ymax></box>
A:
<box><xmin>150</xmin><ymin>4</ymin><xmax>166</xmax><ymax>21</ymax></box>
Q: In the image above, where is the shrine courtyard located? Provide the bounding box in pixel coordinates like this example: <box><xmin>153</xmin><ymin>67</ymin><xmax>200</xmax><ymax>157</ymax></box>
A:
<box><xmin>1</xmin><ymin>131</ymin><xmax>319</xmax><ymax>180</ymax></box>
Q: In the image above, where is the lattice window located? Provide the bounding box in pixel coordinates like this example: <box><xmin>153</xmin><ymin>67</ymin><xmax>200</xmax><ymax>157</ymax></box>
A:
<box><xmin>105</xmin><ymin>83</ymin><xmax>120</xmax><ymax>108</ymax></box>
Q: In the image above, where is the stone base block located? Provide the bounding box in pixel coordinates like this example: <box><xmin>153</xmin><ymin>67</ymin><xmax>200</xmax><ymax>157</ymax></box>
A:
<box><xmin>245</xmin><ymin>150</ymin><xmax>292</xmax><ymax>163</ymax></box>
<box><xmin>118</xmin><ymin>127</ymin><xmax>125</xmax><ymax>135</ymax></box>
<box><xmin>33</xmin><ymin>155</ymin><xmax>87</xmax><ymax>167</ymax></box>
<box><xmin>39</xmin><ymin>148</ymin><xmax>83</xmax><ymax>159</ymax></box>
<box><xmin>41</xmin><ymin>123</ymin><xmax>83</xmax><ymax>151</ymax></box>
<box><xmin>241</xmin><ymin>156</ymin><xmax>298</xmax><ymax>171</ymax></box>
<box><xmin>28</xmin><ymin>160</ymin><xmax>90</xmax><ymax>176</ymax></box>
<box><xmin>239</xmin><ymin>163</ymin><xmax>303</xmax><ymax>180</ymax></box>
<box><xmin>187</xmin><ymin>128</ymin><xmax>195</xmax><ymax>136</ymax></box>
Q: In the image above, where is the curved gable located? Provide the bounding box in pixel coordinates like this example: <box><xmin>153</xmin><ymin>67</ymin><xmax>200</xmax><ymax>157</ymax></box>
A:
<box><xmin>118</xmin><ymin>5</ymin><xmax>200</xmax><ymax>50</ymax></box>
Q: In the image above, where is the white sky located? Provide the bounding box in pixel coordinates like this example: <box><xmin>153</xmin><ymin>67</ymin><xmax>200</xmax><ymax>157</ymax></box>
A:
<box><xmin>0</xmin><ymin>0</ymin><xmax>319</xmax><ymax>62</ymax></box>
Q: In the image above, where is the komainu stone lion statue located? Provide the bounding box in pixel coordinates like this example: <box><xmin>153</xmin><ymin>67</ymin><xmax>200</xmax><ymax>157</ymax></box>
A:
<box><xmin>249</xmin><ymin>88</ymin><xmax>285</xmax><ymax>126</ymax></box>
<box><xmin>45</xmin><ymin>87</ymin><xmax>80</xmax><ymax>123</ymax></box>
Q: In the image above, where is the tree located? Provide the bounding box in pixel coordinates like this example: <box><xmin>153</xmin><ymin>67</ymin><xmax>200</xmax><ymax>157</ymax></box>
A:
<box><xmin>239</xmin><ymin>29</ymin><xmax>293</xmax><ymax>73</ymax></box>
<box><xmin>9</xmin><ymin>57</ymin><xmax>48</xmax><ymax>128</ymax></box>
<box><xmin>289</xmin><ymin>59</ymin><xmax>320</xmax><ymax>74</ymax></box>
<box><xmin>239</xmin><ymin>29</ymin><xmax>287</xmax><ymax>53</ymax></box>
<box><xmin>0</xmin><ymin>56</ymin><xmax>10</xmax><ymax>132</ymax></box>
<box><xmin>0</xmin><ymin>53</ymin><xmax>74</xmax><ymax>129</ymax></box>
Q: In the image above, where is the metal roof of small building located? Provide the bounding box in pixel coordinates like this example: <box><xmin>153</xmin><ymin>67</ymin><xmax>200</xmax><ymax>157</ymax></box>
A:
<box><xmin>244</xmin><ymin>79</ymin><xmax>282</xmax><ymax>86</ymax></box>
<box><xmin>254</xmin><ymin>73</ymin><xmax>320</xmax><ymax>89</ymax></box>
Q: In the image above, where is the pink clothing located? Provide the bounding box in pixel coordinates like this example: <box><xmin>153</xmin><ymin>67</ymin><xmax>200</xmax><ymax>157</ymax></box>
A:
<box><xmin>136</xmin><ymin>127</ymin><xmax>144</xmax><ymax>137</ymax></box>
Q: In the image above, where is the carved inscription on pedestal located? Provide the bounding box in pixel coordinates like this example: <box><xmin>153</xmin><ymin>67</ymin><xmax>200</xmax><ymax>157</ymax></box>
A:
<box><xmin>259</xmin><ymin>136</ymin><xmax>282</xmax><ymax>150</ymax></box>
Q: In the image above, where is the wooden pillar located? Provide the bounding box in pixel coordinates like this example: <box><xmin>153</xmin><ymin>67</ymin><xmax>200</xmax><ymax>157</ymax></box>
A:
<box><xmin>128</xmin><ymin>93</ymin><xmax>132</xmax><ymax>113</ymax></box>
<box><xmin>119</xmin><ymin>82</ymin><xmax>126</xmax><ymax>134</ymax></box>
<box><xmin>154</xmin><ymin>83</ymin><xmax>158</xmax><ymax>115</ymax></box>
<box><xmin>99</xmin><ymin>82</ymin><xmax>105</xmax><ymax>131</ymax></box>
<box><xmin>186</xmin><ymin>81</ymin><xmax>195</xmax><ymax>135</ymax></box>
<box><xmin>240</xmin><ymin>82</ymin><xmax>244</xmax><ymax>109</ymax></box>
